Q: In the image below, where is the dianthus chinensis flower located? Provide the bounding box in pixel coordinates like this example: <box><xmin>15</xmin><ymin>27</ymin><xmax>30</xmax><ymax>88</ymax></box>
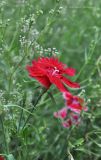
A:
<box><xmin>26</xmin><ymin>57</ymin><xmax>80</xmax><ymax>92</ymax></box>
<box><xmin>54</xmin><ymin>92</ymin><xmax>88</xmax><ymax>128</ymax></box>
<box><xmin>63</xmin><ymin>92</ymin><xmax>88</xmax><ymax>113</ymax></box>
<box><xmin>54</xmin><ymin>106</ymin><xmax>80</xmax><ymax>128</ymax></box>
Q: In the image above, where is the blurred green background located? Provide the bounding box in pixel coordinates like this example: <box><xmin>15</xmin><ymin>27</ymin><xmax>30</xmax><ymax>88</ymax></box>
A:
<box><xmin>0</xmin><ymin>0</ymin><xmax>101</xmax><ymax>160</ymax></box>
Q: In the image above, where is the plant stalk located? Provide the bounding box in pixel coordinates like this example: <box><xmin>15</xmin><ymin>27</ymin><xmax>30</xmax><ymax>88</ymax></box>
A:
<box><xmin>22</xmin><ymin>88</ymin><xmax>47</xmax><ymax>129</ymax></box>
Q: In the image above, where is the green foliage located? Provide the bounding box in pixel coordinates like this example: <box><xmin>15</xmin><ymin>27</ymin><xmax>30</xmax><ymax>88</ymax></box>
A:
<box><xmin>0</xmin><ymin>0</ymin><xmax>101</xmax><ymax>159</ymax></box>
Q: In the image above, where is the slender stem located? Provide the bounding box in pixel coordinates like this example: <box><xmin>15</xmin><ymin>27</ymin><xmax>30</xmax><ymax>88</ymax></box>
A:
<box><xmin>8</xmin><ymin>53</ymin><xmax>27</xmax><ymax>93</ymax></box>
<box><xmin>0</xmin><ymin>115</ymin><xmax>9</xmax><ymax>154</ymax></box>
<box><xmin>18</xmin><ymin>109</ymin><xmax>23</xmax><ymax>132</ymax></box>
<box><xmin>75</xmin><ymin>39</ymin><xmax>97</xmax><ymax>81</ymax></box>
<box><xmin>22</xmin><ymin>88</ymin><xmax>47</xmax><ymax>129</ymax></box>
<box><xmin>8</xmin><ymin>21</ymin><xmax>33</xmax><ymax>93</ymax></box>
<box><xmin>18</xmin><ymin>93</ymin><xmax>26</xmax><ymax>132</ymax></box>
<box><xmin>47</xmin><ymin>91</ymin><xmax>57</xmax><ymax>105</ymax></box>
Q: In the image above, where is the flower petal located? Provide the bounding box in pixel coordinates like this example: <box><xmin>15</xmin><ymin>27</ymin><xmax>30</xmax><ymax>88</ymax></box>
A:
<box><xmin>54</xmin><ymin>107</ymin><xmax>67</xmax><ymax>119</ymax></box>
<box><xmin>62</xmin><ymin>119</ymin><xmax>72</xmax><ymax>128</ymax></box>
<box><xmin>63</xmin><ymin>91</ymin><xmax>73</xmax><ymax>100</ymax></box>
<box><xmin>62</xmin><ymin>77</ymin><xmax>80</xmax><ymax>88</ymax></box>
<box><xmin>48</xmin><ymin>75</ymin><xmax>67</xmax><ymax>92</ymax></box>
<box><xmin>65</xmin><ymin>67</ymin><xmax>76</xmax><ymax>76</ymax></box>
<box><xmin>35</xmin><ymin>76</ymin><xmax>51</xmax><ymax>88</ymax></box>
<box><xmin>68</xmin><ymin>103</ymin><xmax>82</xmax><ymax>113</ymax></box>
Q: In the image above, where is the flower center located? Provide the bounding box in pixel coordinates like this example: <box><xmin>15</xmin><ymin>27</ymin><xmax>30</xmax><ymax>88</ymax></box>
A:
<box><xmin>46</xmin><ymin>66</ymin><xmax>61</xmax><ymax>77</ymax></box>
<box><xmin>52</xmin><ymin>67</ymin><xmax>59</xmax><ymax>75</ymax></box>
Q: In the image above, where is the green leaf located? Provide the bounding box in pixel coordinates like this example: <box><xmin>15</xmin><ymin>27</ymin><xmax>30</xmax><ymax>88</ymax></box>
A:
<box><xmin>74</xmin><ymin>138</ymin><xmax>84</xmax><ymax>146</ymax></box>
<box><xmin>7</xmin><ymin>154</ymin><xmax>15</xmax><ymax>160</ymax></box>
<box><xmin>68</xmin><ymin>150</ymin><xmax>74</xmax><ymax>160</ymax></box>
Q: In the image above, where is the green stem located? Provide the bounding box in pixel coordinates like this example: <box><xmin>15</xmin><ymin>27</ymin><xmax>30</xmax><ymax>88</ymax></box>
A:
<box><xmin>22</xmin><ymin>88</ymin><xmax>47</xmax><ymax>129</ymax></box>
<box><xmin>47</xmin><ymin>91</ymin><xmax>57</xmax><ymax>105</ymax></box>
<box><xmin>0</xmin><ymin>115</ymin><xmax>9</xmax><ymax>154</ymax></box>
<box><xmin>17</xmin><ymin>109</ymin><xmax>23</xmax><ymax>132</ymax></box>
<box><xmin>8</xmin><ymin>52</ymin><xmax>27</xmax><ymax>93</ymax></box>
<box><xmin>75</xmin><ymin>39</ymin><xmax>97</xmax><ymax>81</ymax></box>
<box><xmin>17</xmin><ymin>93</ymin><xmax>26</xmax><ymax>132</ymax></box>
<box><xmin>8</xmin><ymin>17</ymin><xmax>33</xmax><ymax>94</ymax></box>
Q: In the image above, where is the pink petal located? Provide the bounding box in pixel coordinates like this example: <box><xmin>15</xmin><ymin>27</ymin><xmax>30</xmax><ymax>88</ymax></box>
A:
<box><xmin>83</xmin><ymin>106</ymin><xmax>88</xmax><ymax>111</ymax></box>
<box><xmin>63</xmin><ymin>91</ymin><xmax>73</xmax><ymax>100</ymax></box>
<box><xmin>71</xmin><ymin>113</ymin><xmax>79</xmax><ymax>122</ymax></box>
<box><xmin>62</xmin><ymin>119</ymin><xmax>72</xmax><ymax>128</ymax></box>
<box><xmin>67</xmin><ymin>103</ymin><xmax>82</xmax><ymax>113</ymax></box>
<box><xmin>59</xmin><ymin>107</ymin><xmax>67</xmax><ymax>119</ymax></box>
<box><xmin>54</xmin><ymin>112</ymin><xmax>59</xmax><ymax>118</ymax></box>
<box><xmin>54</xmin><ymin>107</ymin><xmax>67</xmax><ymax>119</ymax></box>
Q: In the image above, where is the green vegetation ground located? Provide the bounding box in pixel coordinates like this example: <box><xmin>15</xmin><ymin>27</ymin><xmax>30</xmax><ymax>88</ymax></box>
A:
<box><xmin>0</xmin><ymin>0</ymin><xmax>101</xmax><ymax>159</ymax></box>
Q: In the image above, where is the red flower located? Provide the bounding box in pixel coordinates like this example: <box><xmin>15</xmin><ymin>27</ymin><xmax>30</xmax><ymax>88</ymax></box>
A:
<box><xmin>62</xmin><ymin>114</ymin><xmax>80</xmax><ymax>128</ymax></box>
<box><xmin>0</xmin><ymin>156</ymin><xmax>5</xmax><ymax>160</ymax></box>
<box><xmin>63</xmin><ymin>92</ymin><xmax>88</xmax><ymax>113</ymax></box>
<box><xmin>54</xmin><ymin>107</ymin><xmax>67</xmax><ymax>119</ymax></box>
<box><xmin>54</xmin><ymin>107</ymin><xmax>81</xmax><ymax>128</ymax></box>
<box><xmin>71</xmin><ymin>113</ymin><xmax>79</xmax><ymax>122</ymax></box>
<box><xmin>62</xmin><ymin>119</ymin><xmax>72</xmax><ymax>128</ymax></box>
<box><xmin>26</xmin><ymin>57</ymin><xmax>80</xmax><ymax>92</ymax></box>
